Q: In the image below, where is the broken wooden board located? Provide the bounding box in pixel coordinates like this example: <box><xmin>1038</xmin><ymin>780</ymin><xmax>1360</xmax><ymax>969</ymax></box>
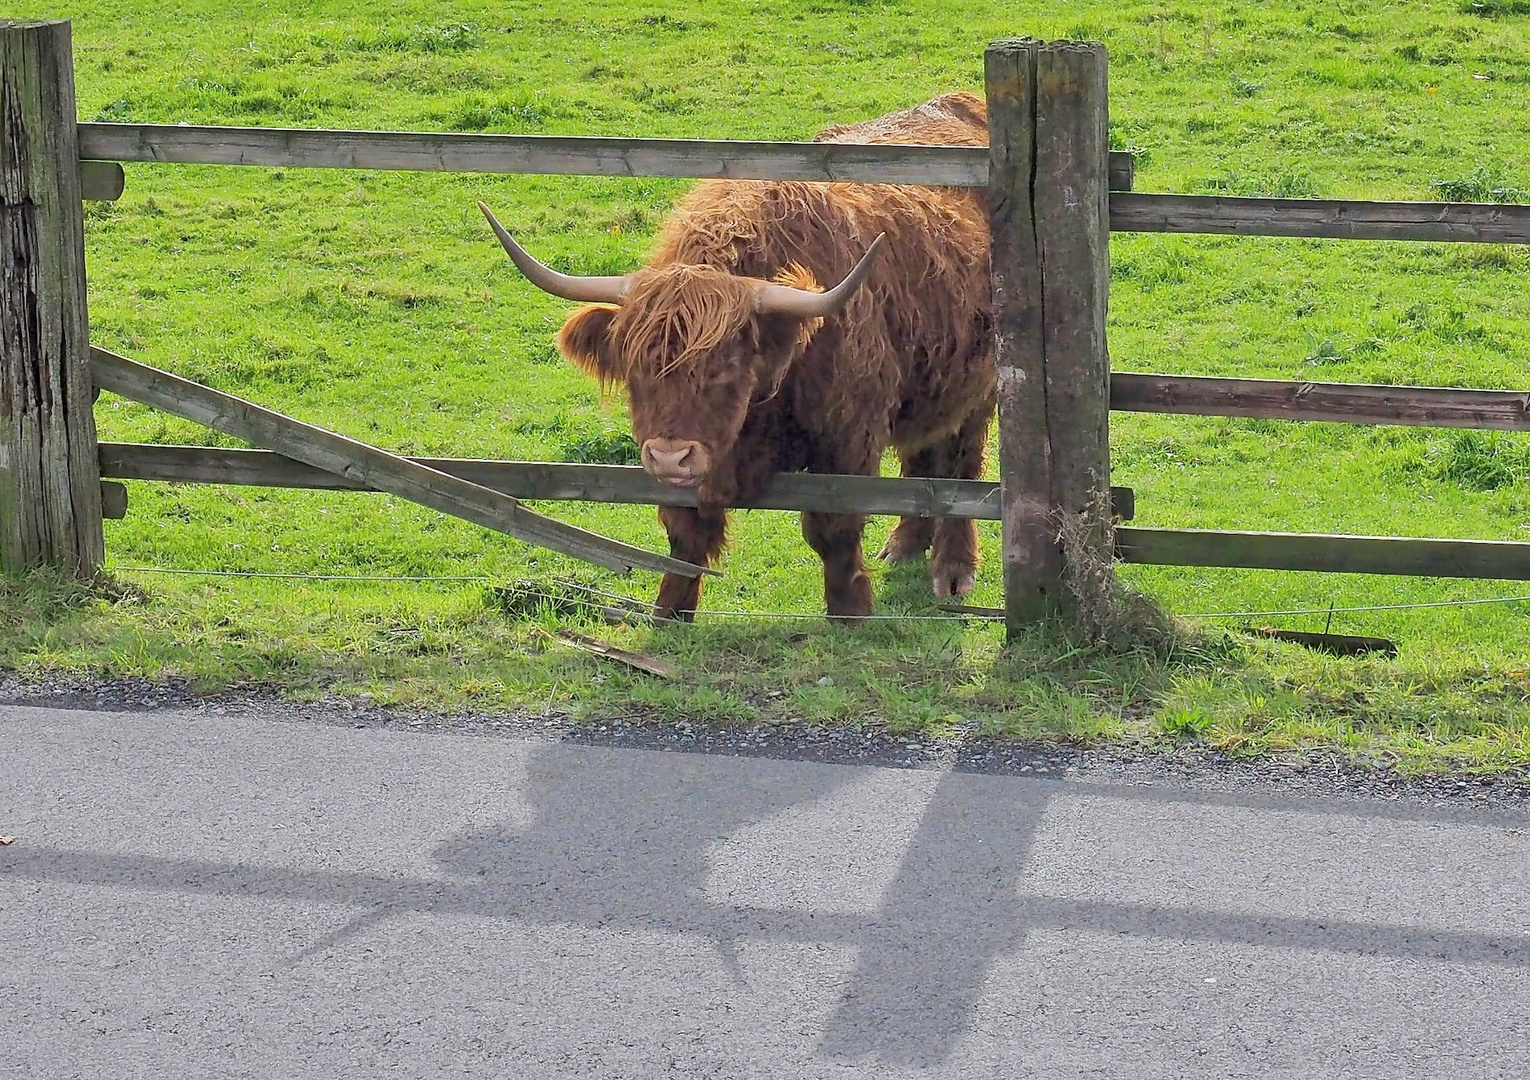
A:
<box><xmin>539</xmin><ymin>628</ymin><xmax>678</xmax><ymax>678</ymax></box>
<box><xmin>1243</xmin><ymin>627</ymin><xmax>1398</xmax><ymax>658</ymax></box>
<box><xmin>79</xmin><ymin>160</ymin><xmax>124</xmax><ymax>201</ymax></box>
<box><xmin>933</xmin><ymin>602</ymin><xmax>1004</xmax><ymax>618</ymax></box>
<box><xmin>89</xmin><ymin>347</ymin><xmax>711</xmax><ymax>579</ymax></box>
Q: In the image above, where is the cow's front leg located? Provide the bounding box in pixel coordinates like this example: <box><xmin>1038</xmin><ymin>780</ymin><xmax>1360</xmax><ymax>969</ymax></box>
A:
<box><xmin>878</xmin><ymin>445</ymin><xmax>937</xmax><ymax>563</ymax></box>
<box><xmin>929</xmin><ymin>411</ymin><xmax>990</xmax><ymax>599</ymax></box>
<box><xmin>802</xmin><ymin>511</ymin><xmax>874</xmax><ymax>622</ymax></box>
<box><xmin>654</xmin><ymin>505</ymin><xmax>728</xmax><ymax>622</ymax></box>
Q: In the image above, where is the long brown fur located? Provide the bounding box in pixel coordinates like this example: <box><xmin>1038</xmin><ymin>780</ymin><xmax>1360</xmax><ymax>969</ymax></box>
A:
<box><xmin>556</xmin><ymin>92</ymin><xmax>996</xmax><ymax>619</ymax></box>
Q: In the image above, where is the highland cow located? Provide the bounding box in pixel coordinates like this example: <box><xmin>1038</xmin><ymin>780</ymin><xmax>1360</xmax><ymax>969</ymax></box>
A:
<box><xmin>481</xmin><ymin>91</ymin><xmax>995</xmax><ymax>620</ymax></box>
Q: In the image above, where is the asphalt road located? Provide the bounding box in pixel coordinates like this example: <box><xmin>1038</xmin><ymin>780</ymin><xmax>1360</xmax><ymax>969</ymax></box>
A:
<box><xmin>2</xmin><ymin>703</ymin><xmax>1527</xmax><ymax>1079</ymax></box>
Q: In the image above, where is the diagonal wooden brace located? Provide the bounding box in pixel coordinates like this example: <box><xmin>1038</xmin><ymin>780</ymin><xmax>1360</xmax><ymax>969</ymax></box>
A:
<box><xmin>88</xmin><ymin>347</ymin><xmax>713</xmax><ymax>579</ymax></box>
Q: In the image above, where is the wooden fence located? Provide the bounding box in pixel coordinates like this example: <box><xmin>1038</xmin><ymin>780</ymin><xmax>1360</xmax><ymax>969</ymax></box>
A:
<box><xmin>7</xmin><ymin>20</ymin><xmax>1530</xmax><ymax>636</ymax></box>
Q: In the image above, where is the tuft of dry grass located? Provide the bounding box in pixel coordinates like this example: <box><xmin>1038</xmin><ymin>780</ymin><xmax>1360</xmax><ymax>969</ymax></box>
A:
<box><xmin>1056</xmin><ymin>481</ymin><xmax>1178</xmax><ymax>652</ymax></box>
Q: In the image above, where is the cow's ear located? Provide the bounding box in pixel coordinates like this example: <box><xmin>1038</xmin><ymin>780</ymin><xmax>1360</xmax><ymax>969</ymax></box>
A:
<box><xmin>557</xmin><ymin>304</ymin><xmax>623</xmax><ymax>387</ymax></box>
<box><xmin>762</xmin><ymin>263</ymin><xmax>827</xmax><ymax>353</ymax></box>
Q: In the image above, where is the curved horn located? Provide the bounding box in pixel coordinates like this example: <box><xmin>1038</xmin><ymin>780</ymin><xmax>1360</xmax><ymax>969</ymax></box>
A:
<box><xmin>752</xmin><ymin>233</ymin><xmax>886</xmax><ymax>318</ymax></box>
<box><xmin>477</xmin><ymin>202</ymin><xmax>630</xmax><ymax>305</ymax></box>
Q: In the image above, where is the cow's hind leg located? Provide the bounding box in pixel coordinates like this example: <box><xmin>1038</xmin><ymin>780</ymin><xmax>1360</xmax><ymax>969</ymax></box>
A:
<box><xmin>802</xmin><ymin>511</ymin><xmax>874</xmax><ymax>622</ymax></box>
<box><xmin>929</xmin><ymin>413</ymin><xmax>989</xmax><ymax>599</ymax></box>
<box><xmin>654</xmin><ymin>505</ymin><xmax>728</xmax><ymax>621</ymax></box>
<box><xmin>877</xmin><ymin>444</ymin><xmax>937</xmax><ymax>563</ymax></box>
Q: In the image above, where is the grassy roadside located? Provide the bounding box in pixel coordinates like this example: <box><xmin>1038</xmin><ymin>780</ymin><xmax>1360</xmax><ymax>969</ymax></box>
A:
<box><xmin>7</xmin><ymin>565</ymin><xmax>1530</xmax><ymax>775</ymax></box>
<box><xmin>5</xmin><ymin>0</ymin><xmax>1530</xmax><ymax>773</ymax></box>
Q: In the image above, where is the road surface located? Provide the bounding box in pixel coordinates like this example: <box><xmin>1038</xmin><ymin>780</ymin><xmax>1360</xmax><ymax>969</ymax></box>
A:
<box><xmin>2</xmin><ymin>704</ymin><xmax>1526</xmax><ymax>1078</ymax></box>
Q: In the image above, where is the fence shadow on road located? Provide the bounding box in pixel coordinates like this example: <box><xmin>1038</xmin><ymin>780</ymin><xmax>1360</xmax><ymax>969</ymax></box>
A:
<box><xmin>4</xmin><ymin>742</ymin><xmax>1527</xmax><ymax>1068</ymax></box>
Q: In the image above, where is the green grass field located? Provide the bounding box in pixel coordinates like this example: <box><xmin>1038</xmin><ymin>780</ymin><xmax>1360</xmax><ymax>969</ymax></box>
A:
<box><xmin>7</xmin><ymin>0</ymin><xmax>1530</xmax><ymax>772</ymax></box>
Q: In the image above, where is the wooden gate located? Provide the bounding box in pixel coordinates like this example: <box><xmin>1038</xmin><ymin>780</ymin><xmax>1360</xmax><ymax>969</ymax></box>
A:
<box><xmin>9</xmin><ymin>18</ymin><xmax>1530</xmax><ymax>637</ymax></box>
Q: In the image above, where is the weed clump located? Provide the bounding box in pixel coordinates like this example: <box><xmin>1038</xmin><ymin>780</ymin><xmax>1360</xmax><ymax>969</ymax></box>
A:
<box><xmin>561</xmin><ymin>429</ymin><xmax>642</xmax><ymax>465</ymax></box>
<box><xmin>1426</xmin><ymin>431</ymin><xmax>1530</xmax><ymax>491</ymax></box>
<box><xmin>1055</xmin><ymin>484</ymin><xmax>1179</xmax><ymax>652</ymax></box>
<box><xmin>1430</xmin><ymin>165</ymin><xmax>1527</xmax><ymax>203</ymax></box>
<box><xmin>0</xmin><ymin>569</ymin><xmax>146</xmax><ymax>634</ymax></box>
<box><xmin>1460</xmin><ymin>0</ymin><xmax>1530</xmax><ymax>17</ymax></box>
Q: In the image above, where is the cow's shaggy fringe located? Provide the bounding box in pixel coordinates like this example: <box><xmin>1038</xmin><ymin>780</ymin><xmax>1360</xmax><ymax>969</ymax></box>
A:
<box><xmin>613</xmin><ymin>263</ymin><xmax>824</xmax><ymax>380</ymax></box>
<box><xmin>1056</xmin><ymin>483</ymin><xmax>1179</xmax><ymax>652</ymax></box>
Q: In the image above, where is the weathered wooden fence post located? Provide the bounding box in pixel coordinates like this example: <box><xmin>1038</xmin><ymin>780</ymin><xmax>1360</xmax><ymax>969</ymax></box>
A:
<box><xmin>986</xmin><ymin>38</ymin><xmax>1112</xmax><ymax>636</ymax></box>
<box><xmin>0</xmin><ymin>19</ymin><xmax>103</xmax><ymax>578</ymax></box>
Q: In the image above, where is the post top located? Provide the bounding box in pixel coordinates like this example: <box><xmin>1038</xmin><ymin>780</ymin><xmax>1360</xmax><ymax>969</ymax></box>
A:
<box><xmin>0</xmin><ymin>19</ymin><xmax>70</xmax><ymax>28</ymax></box>
<box><xmin>986</xmin><ymin>37</ymin><xmax>1105</xmax><ymax>52</ymax></box>
<box><xmin>986</xmin><ymin>37</ymin><xmax>1042</xmax><ymax>51</ymax></box>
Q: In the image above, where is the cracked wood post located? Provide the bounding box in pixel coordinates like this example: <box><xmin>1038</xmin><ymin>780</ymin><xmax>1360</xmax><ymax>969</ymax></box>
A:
<box><xmin>987</xmin><ymin>39</ymin><xmax>1112</xmax><ymax>635</ymax></box>
<box><xmin>0</xmin><ymin>19</ymin><xmax>103</xmax><ymax>577</ymax></box>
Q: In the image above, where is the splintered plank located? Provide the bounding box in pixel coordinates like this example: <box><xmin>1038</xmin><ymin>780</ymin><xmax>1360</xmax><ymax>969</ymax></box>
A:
<box><xmin>543</xmin><ymin>629</ymin><xmax>678</xmax><ymax>679</ymax></box>
<box><xmin>88</xmin><ymin>348</ymin><xmax>710</xmax><ymax>579</ymax></box>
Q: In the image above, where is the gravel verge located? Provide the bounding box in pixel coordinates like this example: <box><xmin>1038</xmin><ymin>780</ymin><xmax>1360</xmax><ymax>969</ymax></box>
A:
<box><xmin>2</xmin><ymin>671</ymin><xmax>1525</xmax><ymax>813</ymax></box>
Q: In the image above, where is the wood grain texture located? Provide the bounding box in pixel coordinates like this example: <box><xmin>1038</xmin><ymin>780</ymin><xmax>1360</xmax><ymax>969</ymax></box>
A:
<box><xmin>1111</xmin><ymin>373</ymin><xmax>1530</xmax><ymax>428</ymax></box>
<box><xmin>1116</xmin><ymin>527</ymin><xmax>1530</xmax><ymax>580</ymax></box>
<box><xmin>77</xmin><ymin>159</ymin><xmax>121</xmax><ymax>200</ymax></box>
<box><xmin>986</xmin><ymin>38</ymin><xmax>1053</xmax><ymax>630</ymax></box>
<box><xmin>1111</xmin><ymin>193</ymin><xmax>1530</xmax><ymax>244</ymax></box>
<box><xmin>75</xmin><ymin>123</ymin><xmax>1138</xmax><ymax>190</ymax></box>
<box><xmin>1034</xmin><ymin>42</ymin><xmax>1113</xmax><ymax>619</ymax></box>
<box><xmin>0</xmin><ymin>19</ymin><xmax>103</xmax><ymax>577</ymax></box>
<box><xmin>98</xmin><ymin>479</ymin><xmax>125</xmax><ymax>518</ymax></box>
<box><xmin>89</xmin><ymin>348</ymin><xmax>710</xmax><ymax>578</ymax></box>
<box><xmin>72</xmin><ymin>130</ymin><xmax>1530</xmax><ymax>240</ymax></box>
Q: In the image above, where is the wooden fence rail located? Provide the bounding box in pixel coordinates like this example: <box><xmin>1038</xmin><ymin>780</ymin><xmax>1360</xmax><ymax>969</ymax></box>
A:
<box><xmin>1111</xmin><ymin>374</ymin><xmax>1530</xmax><ymax>429</ymax></box>
<box><xmin>76</xmin><ymin>123</ymin><xmax>1530</xmax><ymax>243</ymax></box>
<box><xmin>1115</xmin><ymin>528</ymin><xmax>1530</xmax><ymax>580</ymax></box>
<box><xmin>78</xmin><ymin>122</ymin><xmax>1136</xmax><ymax>190</ymax></box>
<box><xmin>96</xmin><ymin>442</ymin><xmax>1137</xmax><ymax>522</ymax></box>
<box><xmin>1110</xmin><ymin>193</ymin><xmax>1530</xmax><ymax>245</ymax></box>
<box><xmin>96</xmin><ymin>441</ymin><xmax>1530</xmax><ymax>581</ymax></box>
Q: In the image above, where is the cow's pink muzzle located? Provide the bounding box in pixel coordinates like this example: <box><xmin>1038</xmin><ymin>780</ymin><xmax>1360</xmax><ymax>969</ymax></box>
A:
<box><xmin>641</xmin><ymin>438</ymin><xmax>710</xmax><ymax>488</ymax></box>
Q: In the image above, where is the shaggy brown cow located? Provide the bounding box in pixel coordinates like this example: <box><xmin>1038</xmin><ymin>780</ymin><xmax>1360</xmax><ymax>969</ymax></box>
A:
<box><xmin>481</xmin><ymin>92</ymin><xmax>994</xmax><ymax>620</ymax></box>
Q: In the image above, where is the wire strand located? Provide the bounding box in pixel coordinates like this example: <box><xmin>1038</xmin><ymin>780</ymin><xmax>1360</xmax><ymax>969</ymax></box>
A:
<box><xmin>106</xmin><ymin>565</ymin><xmax>998</xmax><ymax>622</ymax></box>
<box><xmin>110</xmin><ymin>566</ymin><xmax>493</xmax><ymax>583</ymax></box>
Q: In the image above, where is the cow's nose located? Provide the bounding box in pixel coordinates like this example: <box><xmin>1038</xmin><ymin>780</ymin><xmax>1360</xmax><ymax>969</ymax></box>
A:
<box><xmin>641</xmin><ymin>438</ymin><xmax>709</xmax><ymax>487</ymax></box>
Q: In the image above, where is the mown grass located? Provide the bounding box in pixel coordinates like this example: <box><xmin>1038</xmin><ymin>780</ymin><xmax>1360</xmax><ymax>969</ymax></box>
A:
<box><xmin>6</xmin><ymin>0</ymin><xmax>1530</xmax><ymax>773</ymax></box>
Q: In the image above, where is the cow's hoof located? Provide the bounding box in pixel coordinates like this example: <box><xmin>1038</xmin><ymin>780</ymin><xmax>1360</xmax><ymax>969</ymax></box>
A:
<box><xmin>826</xmin><ymin>579</ymin><xmax>876</xmax><ymax>624</ymax></box>
<box><xmin>877</xmin><ymin>522</ymin><xmax>933</xmax><ymax>563</ymax></box>
<box><xmin>827</xmin><ymin>608</ymin><xmax>872</xmax><ymax>626</ymax></box>
<box><xmin>931</xmin><ymin>563</ymin><xmax>976</xmax><ymax>599</ymax></box>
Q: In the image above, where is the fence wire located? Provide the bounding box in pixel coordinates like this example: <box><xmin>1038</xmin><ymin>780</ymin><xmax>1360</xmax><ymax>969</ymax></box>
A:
<box><xmin>105</xmin><ymin>565</ymin><xmax>996</xmax><ymax>623</ymax></box>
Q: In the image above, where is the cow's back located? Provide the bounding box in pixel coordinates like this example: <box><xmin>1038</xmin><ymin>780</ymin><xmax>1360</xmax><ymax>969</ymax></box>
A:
<box><xmin>811</xmin><ymin>91</ymin><xmax>988</xmax><ymax>148</ymax></box>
